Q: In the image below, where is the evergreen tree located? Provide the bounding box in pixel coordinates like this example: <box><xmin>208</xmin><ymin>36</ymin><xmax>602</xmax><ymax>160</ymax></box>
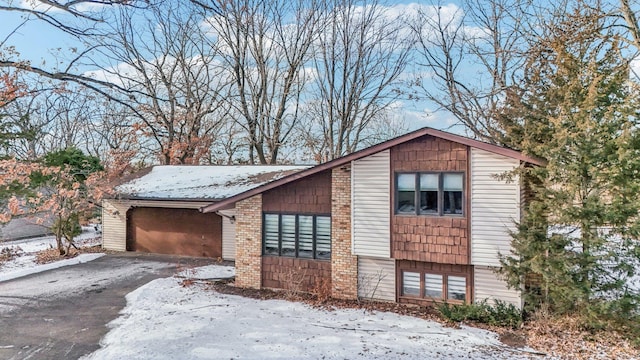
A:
<box><xmin>498</xmin><ymin>6</ymin><xmax>640</xmax><ymax>326</ymax></box>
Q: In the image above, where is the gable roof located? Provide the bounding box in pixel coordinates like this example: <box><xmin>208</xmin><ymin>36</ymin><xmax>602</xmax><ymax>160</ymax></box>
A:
<box><xmin>114</xmin><ymin>165</ymin><xmax>311</xmax><ymax>201</ymax></box>
<box><xmin>201</xmin><ymin>127</ymin><xmax>544</xmax><ymax>213</ymax></box>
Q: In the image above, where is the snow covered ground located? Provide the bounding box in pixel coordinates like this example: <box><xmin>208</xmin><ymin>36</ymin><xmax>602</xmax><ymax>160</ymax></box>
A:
<box><xmin>1</xmin><ymin>233</ymin><xmax>536</xmax><ymax>359</ymax></box>
<box><xmin>85</xmin><ymin>265</ymin><xmax>534</xmax><ymax>360</ymax></box>
<box><xmin>0</xmin><ymin>226</ymin><xmax>102</xmax><ymax>282</ymax></box>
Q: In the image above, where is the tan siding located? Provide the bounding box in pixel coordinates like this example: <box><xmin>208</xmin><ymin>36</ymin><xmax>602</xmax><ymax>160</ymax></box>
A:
<box><xmin>101</xmin><ymin>199</ymin><xmax>131</xmax><ymax>251</ymax></box>
<box><xmin>470</xmin><ymin>149</ymin><xmax>520</xmax><ymax>266</ymax></box>
<box><xmin>220</xmin><ymin>209</ymin><xmax>236</xmax><ymax>260</ymax></box>
<box><xmin>474</xmin><ymin>266</ymin><xmax>521</xmax><ymax>309</ymax></box>
<box><xmin>357</xmin><ymin>256</ymin><xmax>396</xmax><ymax>301</ymax></box>
<box><xmin>352</xmin><ymin>150</ymin><xmax>390</xmax><ymax>258</ymax></box>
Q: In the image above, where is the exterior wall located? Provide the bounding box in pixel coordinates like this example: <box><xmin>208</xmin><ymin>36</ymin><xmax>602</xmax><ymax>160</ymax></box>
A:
<box><xmin>331</xmin><ymin>166</ymin><xmax>358</xmax><ymax>299</ymax></box>
<box><xmin>235</xmin><ymin>195</ymin><xmax>263</xmax><ymax>289</ymax></box>
<box><xmin>474</xmin><ymin>266</ymin><xmax>522</xmax><ymax>308</ymax></box>
<box><xmin>102</xmin><ymin>199</ymin><xmax>131</xmax><ymax>252</ymax></box>
<box><xmin>390</xmin><ymin>136</ymin><xmax>469</xmax><ymax>264</ymax></box>
<box><xmin>357</xmin><ymin>256</ymin><xmax>396</xmax><ymax>301</ymax></box>
<box><xmin>262</xmin><ymin>170</ymin><xmax>331</xmax><ymax>214</ymax></box>
<box><xmin>262</xmin><ymin>256</ymin><xmax>331</xmax><ymax>292</ymax></box>
<box><xmin>470</xmin><ymin>148</ymin><xmax>520</xmax><ymax>266</ymax></box>
<box><xmin>396</xmin><ymin>260</ymin><xmax>473</xmax><ymax>305</ymax></box>
<box><xmin>352</xmin><ymin>150</ymin><xmax>391</xmax><ymax>258</ymax></box>
<box><xmin>220</xmin><ymin>209</ymin><xmax>236</xmax><ymax>261</ymax></box>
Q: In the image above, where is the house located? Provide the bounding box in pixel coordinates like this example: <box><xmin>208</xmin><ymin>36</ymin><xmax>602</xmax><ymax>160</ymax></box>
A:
<box><xmin>101</xmin><ymin>165</ymin><xmax>309</xmax><ymax>259</ymax></box>
<box><xmin>200</xmin><ymin>128</ymin><xmax>544</xmax><ymax>308</ymax></box>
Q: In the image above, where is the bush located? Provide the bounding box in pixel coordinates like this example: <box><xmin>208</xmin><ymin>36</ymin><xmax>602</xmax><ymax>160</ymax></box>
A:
<box><xmin>438</xmin><ymin>299</ymin><xmax>523</xmax><ymax>328</ymax></box>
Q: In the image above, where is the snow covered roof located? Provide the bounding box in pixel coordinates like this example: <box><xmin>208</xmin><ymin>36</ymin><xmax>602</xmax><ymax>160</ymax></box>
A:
<box><xmin>114</xmin><ymin>165</ymin><xmax>311</xmax><ymax>201</ymax></box>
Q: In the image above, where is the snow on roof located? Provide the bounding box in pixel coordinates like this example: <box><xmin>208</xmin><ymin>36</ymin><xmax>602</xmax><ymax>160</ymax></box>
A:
<box><xmin>114</xmin><ymin>165</ymin><xmax>311</xmax><ymax>200</ymax></box>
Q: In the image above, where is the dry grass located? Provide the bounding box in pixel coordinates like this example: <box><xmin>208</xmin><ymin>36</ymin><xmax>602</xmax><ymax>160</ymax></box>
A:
<box><xmin>34</xmin><ymin>244</ymin><xmax>103</xmax><ymax>264</ymax></box>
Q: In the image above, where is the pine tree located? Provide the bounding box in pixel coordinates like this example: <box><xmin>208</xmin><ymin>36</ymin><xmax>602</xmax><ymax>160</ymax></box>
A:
<box><xmin>498</xmin><ymin>6</ymin><xmax>640</xmax><ymax>325</ymax></box>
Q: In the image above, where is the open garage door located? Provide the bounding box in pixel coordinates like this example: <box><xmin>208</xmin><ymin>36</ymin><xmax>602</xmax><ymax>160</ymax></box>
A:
<box><xmin>127</xmin><ymin>207</ymin><xmax>222</xmax><ymax>258</ymax></box>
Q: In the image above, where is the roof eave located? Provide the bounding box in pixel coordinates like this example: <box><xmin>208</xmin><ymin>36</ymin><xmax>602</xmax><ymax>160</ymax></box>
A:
<box><xmin>200</xmin><ymin>127</ymin><xmax>546</xmax><ymax>214</ymax></box>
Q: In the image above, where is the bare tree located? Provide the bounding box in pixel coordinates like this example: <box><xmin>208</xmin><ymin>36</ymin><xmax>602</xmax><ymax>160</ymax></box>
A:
<box><xmin>201</xmin><ymin>0</ymin><xmax>322</xmax><ymax>164</ymax></box>
<box><xmin>299</xmin><ymin>0</ymin><xmax>411</xmax><ymax>161</ymax></box>
<box><xmin>92</xmin><ymin>2</ymin><xmax>230</xmax><ymax>164</ymax></box>
<box><xmin>410</xmin><ymin>0</ymin><xmax>537</xmax><ymax>144</ymax></box>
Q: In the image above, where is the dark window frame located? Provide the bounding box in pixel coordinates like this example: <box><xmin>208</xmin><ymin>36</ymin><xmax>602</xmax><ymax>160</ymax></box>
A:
<box><xmin>262</xmin><ymin>213</ymin><xmax>331</xmax><ymax>260</ymax></box>
<box><xmin>395</xmin><ymin>172</ymin><xmax>465</xmax><ymax>216</ymax></box>
<box><xmin>400</xmin><ymin>269</ymin><xmax>468</xmax><ymax>303</ymax></box>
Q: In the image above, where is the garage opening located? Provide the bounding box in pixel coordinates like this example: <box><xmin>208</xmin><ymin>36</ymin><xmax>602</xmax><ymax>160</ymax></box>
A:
<box><xmin>126</xmin><ymin>207</ymin><xmax>222</xmax><ymax>258</ymax></box>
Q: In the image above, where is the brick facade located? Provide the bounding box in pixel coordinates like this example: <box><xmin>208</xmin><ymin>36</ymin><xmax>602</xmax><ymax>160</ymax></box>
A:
<box><xmin>331</xmin><ymin>166</ymin><xmax>358</xmax><ymax>299</ymax></box>
<box><xmin>262</xmin><ymin>256</ymin><xmax>331</xmax><ymax>292</ymax></box>
<box><xmin>391</xmin><ymin>136</ymin><xmax>470</xmax><ymax>264</ymax></box>
<box><xmin>234</xmin><ymin>195</ymin><xmax>262</xmax><ymax>289</ymax></box>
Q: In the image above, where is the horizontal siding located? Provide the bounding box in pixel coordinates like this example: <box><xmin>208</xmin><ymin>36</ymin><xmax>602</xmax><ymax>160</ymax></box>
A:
<box><xmin>101</xmin><ymin>199</ymin><xmax>131</xmax><ymax>252</ymax></box>
<box><xmin>470</xmin><ymin>148</ymin><xmax>520</xmax><ymax>266</ymax></box>
<box><xmin>352</xmin><ymin>150</ymin><xmax>390</xmax><ymax>258</ymax></box>
<box><xmin>220</xmin><ymin>209</ymin><xmax>236</xmax><ymax>260</ymax></box>
<box><xmin>357</xmin><ymin>256</ymin><xmax>396</xmax><ymax>301</ymax></box>
<box><xmin>474</xmin><ymin>266</ymin><xmax>521</xmax><ymax>309</ymax></box>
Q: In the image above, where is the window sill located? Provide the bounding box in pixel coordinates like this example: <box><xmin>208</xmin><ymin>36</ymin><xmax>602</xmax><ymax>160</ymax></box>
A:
<box><xmin>262</xmin><ymin>254</ymin><xmax>331</xmax><ymax>262</ymax></box>
<box><xmin>394</xmin><ymin>213</ymin><xmax>466</xmax><ymax>219</ymax></box>
<box><xmin>398</xmin><ymin>295</ymin><xmax>467</xmax><ymax>305</ymax></box>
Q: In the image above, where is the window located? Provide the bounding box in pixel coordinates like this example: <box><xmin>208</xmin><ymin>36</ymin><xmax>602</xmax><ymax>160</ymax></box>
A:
<box><xmin>395</xmin><ymin>172</ymin><xmax>464</xmax><ymax>216</ymax></box>
<box><xmin>400</xmin><ymin>270</ymin><xmax>467</xmax><ymax>302</ymax></box>
<box><xmin>262</xmin><ymin>213</ymin><xmax>331</xmax><ymax>260</ymax></box>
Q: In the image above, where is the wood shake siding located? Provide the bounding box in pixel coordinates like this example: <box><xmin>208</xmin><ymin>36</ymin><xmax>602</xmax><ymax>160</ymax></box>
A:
<box><xmin>262</xmin><ymin>257</ymin><xmax>331</xmax><ymax>292</ymax></box>
<box><xmin>390</xmin><ymin>136</ymin><xmax>470</xmax><ymax>265</ymax></box>
<box><xmin>262</xmin><ymin>170</ymin><xmax>331</xmax><ymax>213</ymax></box>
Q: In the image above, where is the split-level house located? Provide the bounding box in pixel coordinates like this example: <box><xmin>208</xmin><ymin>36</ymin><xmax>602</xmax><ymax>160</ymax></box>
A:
<box><xmin>198</xmin><ymin>128</ymin><xmax>544</xmax><ymax>307</ymax></box>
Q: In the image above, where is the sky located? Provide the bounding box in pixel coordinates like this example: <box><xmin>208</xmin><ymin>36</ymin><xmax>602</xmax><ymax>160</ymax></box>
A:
<box><xmin>0</xmin><ymin>1</ymin><xmax>464</xmax><ymax>133</ymax></box>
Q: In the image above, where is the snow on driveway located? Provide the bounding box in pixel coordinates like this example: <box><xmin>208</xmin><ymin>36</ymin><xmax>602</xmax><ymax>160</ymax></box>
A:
<box><xmin>86</xmin><ymin>265</ymin><xmax>531</xmax><ymax>360</ymax></box>
<box><xmin>0</xmin><ymin>226</ymin><xmax>102</xmax><ymax>281</ymax></box>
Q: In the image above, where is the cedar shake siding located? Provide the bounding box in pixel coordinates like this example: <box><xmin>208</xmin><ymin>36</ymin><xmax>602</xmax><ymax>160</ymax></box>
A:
<box><xmin>262</xmin><ymin>170</ymin><xmax>332</xmax><ymax>214</ymax></box>
<box><xmin>390</xmin><ymin>136</ymin><xmax>470</xmax><ymax>265</ymax></box>
<box><xmin>259</xmin><ymin>170</ymin><xmax>334</xmax><ymax>292</ymax></box>
<box><xmin>261</xmin><ymin>256</ymin><xmax>331</xmax><ymax>292</ymax></box>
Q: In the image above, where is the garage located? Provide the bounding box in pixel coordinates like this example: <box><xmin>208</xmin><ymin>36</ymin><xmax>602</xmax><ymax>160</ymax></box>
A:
<box><xmin>126</xmin><ymin>207</ymin><xmax>222</xmax><ymax>258</ymax></box>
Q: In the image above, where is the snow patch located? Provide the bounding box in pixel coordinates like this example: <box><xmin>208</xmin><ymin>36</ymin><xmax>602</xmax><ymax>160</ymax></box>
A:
<box><xmin>85</xmin><ymin>265</ymin><xmax>530</xmax><ymax>360</ymax></box>
<box><xmin>0</xmin><ymin>253</ymin><xmax>105</xmax><ymax>283</ymax></box>
<box><xmin>116</xmin><ymin>165</ymin><xmax>310</xmax><ymax>200</ymax></box>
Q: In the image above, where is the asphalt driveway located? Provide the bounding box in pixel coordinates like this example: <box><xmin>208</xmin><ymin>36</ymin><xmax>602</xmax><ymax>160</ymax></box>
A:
<box><xmin>0</xmin><ymin>253</ymin><xmax>220</xmax><ymax>360</ymax></box>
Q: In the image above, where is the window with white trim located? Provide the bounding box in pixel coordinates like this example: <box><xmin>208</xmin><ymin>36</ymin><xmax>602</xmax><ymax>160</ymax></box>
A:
<box><xmin>263</xmin><ymin>213</ymin><xmax>331</xmax><ymax>259</ymax></box>
<box><xmin>396</xmin><ymin>172</ymin><xmax>464</xmax><ymax>216</ymax></box>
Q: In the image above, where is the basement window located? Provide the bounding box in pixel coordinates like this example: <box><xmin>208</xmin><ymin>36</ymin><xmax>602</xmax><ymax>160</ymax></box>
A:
<box><xmin>263</xmin><ymin>213</ymin><xmax>331</xmax><ymax>260</ymax></box>
<box><xmin>400</xmin><ymin>270</ymin><xmax>467</xmax><ymax>303</ymax></box>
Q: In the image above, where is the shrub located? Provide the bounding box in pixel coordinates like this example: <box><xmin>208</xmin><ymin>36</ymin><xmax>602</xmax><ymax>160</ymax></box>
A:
<box><xmin>438</xmin><ymin>299</ymin><xmax>523</xmax><ymax>328</ymax></box>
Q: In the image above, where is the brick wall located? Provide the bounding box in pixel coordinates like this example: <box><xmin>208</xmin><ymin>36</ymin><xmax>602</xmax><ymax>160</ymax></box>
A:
<box><xmin>234</xmin><ymin>195</ymin><xmax>262</xmax><ymax>289</ymax></box>
<box><xmin>262</xmin><ymin>170</ymin><xmax>331</xmax><ymax>214</ymax></box>
<box><xmin>262</xmin><ymin>256</ymin><xmax>331</xmax><ymax>292</ymax></box>
<box><xmin>391</xmin><ymin>136</ymin><xmax>469</xmax><ymax>264</ymax></box>
<box><xmin>331</xmin><ymin>166</ymin><xmax>358</xmax><ymax>299</ymax></box>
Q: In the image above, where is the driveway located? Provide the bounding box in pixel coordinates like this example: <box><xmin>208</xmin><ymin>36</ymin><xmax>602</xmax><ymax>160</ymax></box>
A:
<box><xmin>0</xmin><ymin>253</ymin><xmax>219</xmax><ymax>360</ymax></box>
